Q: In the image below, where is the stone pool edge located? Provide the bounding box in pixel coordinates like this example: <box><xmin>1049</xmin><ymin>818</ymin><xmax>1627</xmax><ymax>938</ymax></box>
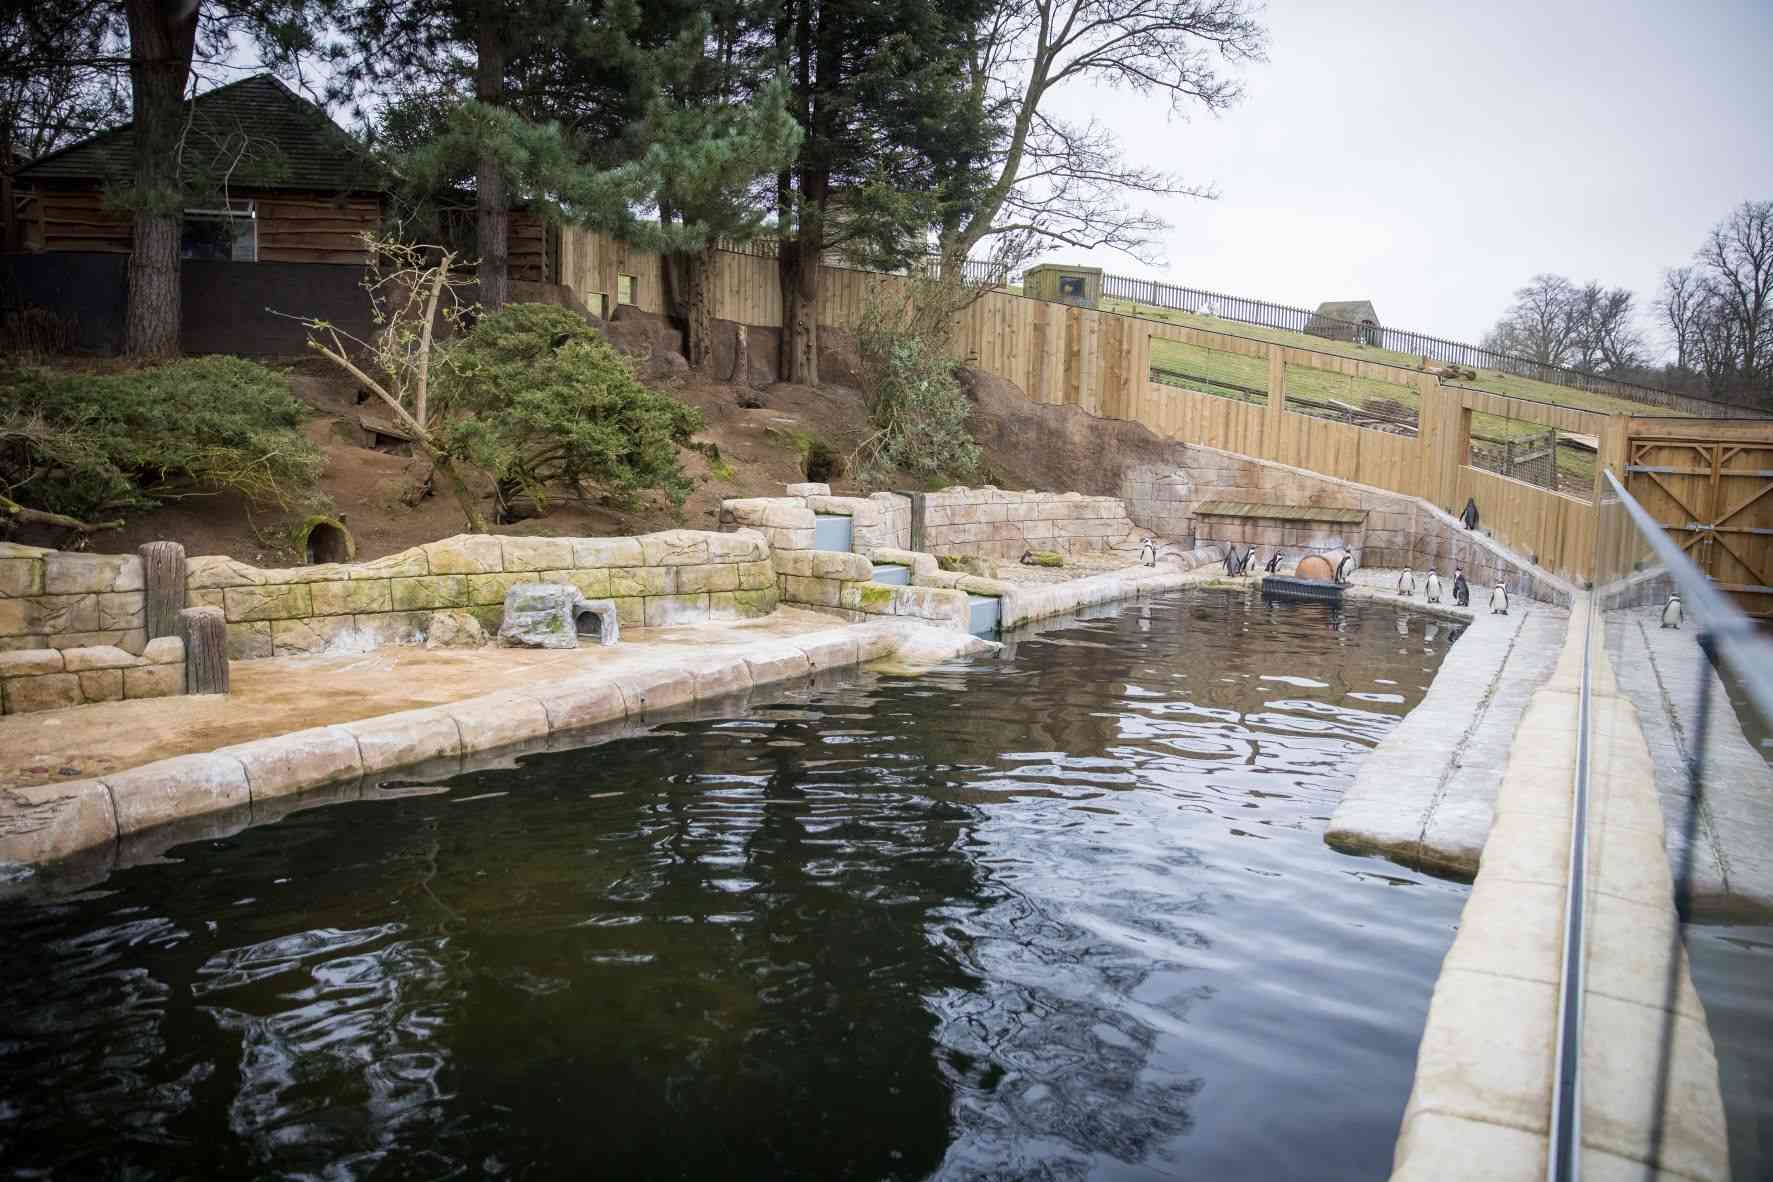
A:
<box><xmin>0</xmin><ymin>565</ymin><xmax>1207</xmax><ymax>877</ymax></box>
<box><xmin>1387</xmin><ymin>603</ymin><xmax>1732</xmax><ymax>1182</ymax></box>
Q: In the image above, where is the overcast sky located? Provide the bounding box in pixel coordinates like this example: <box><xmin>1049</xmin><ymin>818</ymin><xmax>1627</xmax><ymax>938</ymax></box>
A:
<box><xmin>1033</xmin><ymin>0</ymin><xmax>1773</xmax><ymax>357</ymax></box>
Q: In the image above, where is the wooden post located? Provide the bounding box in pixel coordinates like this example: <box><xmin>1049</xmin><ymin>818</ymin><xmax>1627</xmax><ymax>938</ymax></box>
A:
<box><xmin>177</xmin><ymin>606</ymin><xmax>229</xmax><ymax>695</ymax></box>
<box><xmin>138</xmin><ymin>541</ymin><xmax>186</xmax><ymax>640</ymax></box>
<box><xmin>1265</xmin><ymin>343</ymin><xmax>1286</xmax><ymax>454</ymax></box>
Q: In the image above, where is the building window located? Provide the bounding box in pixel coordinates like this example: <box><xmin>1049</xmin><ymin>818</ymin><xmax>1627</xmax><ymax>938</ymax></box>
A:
<box><xmin>616</xmin><ymin>273</ymin><xmax>635</xmax><ymax>305</ymax></box>
<box><xmin>182</xmin><ymin>202</ymin><xmax>257</xmax><ymax>261</ymax></box>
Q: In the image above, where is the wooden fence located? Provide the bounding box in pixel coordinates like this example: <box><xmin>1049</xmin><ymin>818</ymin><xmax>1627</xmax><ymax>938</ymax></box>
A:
<box><xmin>556</xmin><ymin>229</ymin><xmax>1773</xmax><ymax>585</ymax></box>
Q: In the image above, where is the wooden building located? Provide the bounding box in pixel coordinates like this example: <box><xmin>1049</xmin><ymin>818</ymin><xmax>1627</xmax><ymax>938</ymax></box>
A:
<box><xmin>10</xmin><ymin>73</ymin><xmax>556</xmax><ymax>278</ymax></box>
<box><xmin>1305</xmin><ymin>300</ymin><xmax>1383</xmax><ymax>346</ymax></box>
<box><xmin>1022</xmin><ymin>263</ymin><xmax>1104</xmax><ymax>309</ymax></box>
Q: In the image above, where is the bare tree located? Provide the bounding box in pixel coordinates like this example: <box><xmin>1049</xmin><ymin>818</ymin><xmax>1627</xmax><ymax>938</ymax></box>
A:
<box><xmin>1656</xmin><ymin>266</ymin><xmax>1702</xmax><ymax>372</ymax></box>
<box><xmin>938</xmin><ymin>0</ymin><xmax>1267</xmax><ymax>271</ymax></box>
<box><xmin>1696</xmin><ymin>199</ymin><xmax>1773</xmax><ymax>389</ymax></box>
<box><xmin>1569</xmin><ymin>281</ymin><xmax>1643</xmax><ymax>374</ymax></box>
<box><xmin>1485</xmin><ymin>273</ymin><xmax>1580</xmax><ymax>367</ymax></box>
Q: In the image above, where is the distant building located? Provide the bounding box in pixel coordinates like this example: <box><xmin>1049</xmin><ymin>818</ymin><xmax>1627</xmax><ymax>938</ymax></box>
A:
<box><xmin>1305</xmin><ymin>300</ymin><xmax>1382</xmax><ymax>346</ymax></box>
<box><xmin>1023</xmin><ymin>263</ymin><xmax>1103</xmax><ymax>308</ymax></box>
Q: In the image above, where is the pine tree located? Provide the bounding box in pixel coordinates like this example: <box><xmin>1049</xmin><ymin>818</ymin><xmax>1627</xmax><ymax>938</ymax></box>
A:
<box><xmin>770</xmin><ymin>0</ymin><xmax>992</xmax><ymax>385</ymax></box>
<box><xmin>628</xmin><ymin>7</ymin><xmax>800</xmax><ymax>372</ymax></box>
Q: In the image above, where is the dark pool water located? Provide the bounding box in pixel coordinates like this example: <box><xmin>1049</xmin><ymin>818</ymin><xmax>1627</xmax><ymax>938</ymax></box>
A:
<box><xmin>0</xmin><ymin>590</ymin><xmax>1470</xmax><ymax>1181</ymax></box>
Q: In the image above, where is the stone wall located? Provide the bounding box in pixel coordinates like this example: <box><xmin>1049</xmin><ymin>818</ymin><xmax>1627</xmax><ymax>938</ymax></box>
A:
<box><xmin>1120</xmin><ymin>446</ymin><xmax>1574</xmax><ymax>605</ymax></box>
<box><xmin>1192</xmin><ymin>508</ymin><xmax>1366</xmax><ymax>567</ymax></box>
<box><xmin>0</xmin><ymin>636</ymin><xmax>186</xmax><ymax>715</ymax></box>
<box><xmin>183</xmin><ymin>530</ymin><xmax>780</xmax><ymax>660</ymax></box>
<box><xmin>916</xmin><ymin>488</ymin><xmax>1139</xmax><ymax>559</ymax></box>
<box><xmin>0</xmin><ymin>543</ymin><xmax>148</xmax><ymax>654</ymax></box>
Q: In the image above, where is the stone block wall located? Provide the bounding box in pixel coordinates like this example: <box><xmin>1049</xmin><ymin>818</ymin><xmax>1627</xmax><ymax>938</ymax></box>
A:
<box><xmin>917</xmin><ymin>488</ymin><xmax>1139</xmax><ymax>559</ymax></box>
<box><xmin>770</xmin><ymin>545</ymin><xmax>967</xmax><ymax>628</ymax></box>
<box><xmin>0</xmin><ymin>636</ymin><xmax>185</xmax><ymax>715</ymax></box>
<box><xmin>1192</xmin><ymin>511</ymin><xmax>1366</xmax><ymax>566</ymax></box>
<box><xmin>1120</xmin><ymin>448</ymin><xmax>1573</xmax><ymax>606</ymax></box>
<box><xmin>0</xmin><ymin>543</ymin><xmax>148</xmax><ymax>654</ymax></box>
<box><xmin>182</xmin><ymin>530</ymin><xmax>780</xmax><ymax>661</ymax></box>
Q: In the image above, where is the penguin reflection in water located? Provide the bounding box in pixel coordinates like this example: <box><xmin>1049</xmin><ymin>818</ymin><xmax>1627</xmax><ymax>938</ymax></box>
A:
<box><xmin>1489</xmin><ymin>581</ymin><xmax>1509</xmax><ymax>615</ymax></box>
<box><xmin>1661</xmin><ymin>592</ymin><xmax>1683</xmax><ymax>630</ymax></box>
<box><xmin>1452</xmin><ymin>568</ymin><xmax>1470</xmax><ymax>607</ymax></box>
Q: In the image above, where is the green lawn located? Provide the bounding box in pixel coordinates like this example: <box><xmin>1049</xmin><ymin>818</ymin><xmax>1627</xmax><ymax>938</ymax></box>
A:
<box><xmin>1147</xmin><ymin>336</ymin><xmax>1599</xmax><ymax>496</ymax></box>
<box><xmin>1101</xmin><ymin>295</ymin><xmax>1679</xmax><ymax>420</ymax></box>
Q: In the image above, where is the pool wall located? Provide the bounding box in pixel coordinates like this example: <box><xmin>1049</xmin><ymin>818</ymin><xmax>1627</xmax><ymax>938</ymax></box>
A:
<box><xmin>1385</xmin><ymin>604</ymin><xmax>1731</xmax><ymax>1180</ymax></box>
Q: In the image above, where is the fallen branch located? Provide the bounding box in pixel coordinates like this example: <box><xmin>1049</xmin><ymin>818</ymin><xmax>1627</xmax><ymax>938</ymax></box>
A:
<box><xmin>0</xmin><ymin>493</ymin><xmax>124</xmax><ymax>535</ymax></box>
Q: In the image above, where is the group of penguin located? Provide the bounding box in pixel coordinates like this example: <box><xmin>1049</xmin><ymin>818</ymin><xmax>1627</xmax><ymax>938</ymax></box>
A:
<box><xmin>1395</xmin><ymin>566</ymin><xmax>1489</xmax><ymax>611</ymax></box>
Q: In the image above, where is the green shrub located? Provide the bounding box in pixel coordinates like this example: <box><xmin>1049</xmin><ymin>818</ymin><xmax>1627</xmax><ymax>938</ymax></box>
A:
<box><xmin>853</xmin><ymin>325</ymin><xmax>980</xmax><ymax>485</ymax></box>
<box><xmin>0</xmin><ymin>357</ymin><xmax>325</xmax><ymax>528</ymax></box>
<box><xmin>435</xmin><ymin>303</ymin><xmax>705</xmax><ymax>518</ymax></box>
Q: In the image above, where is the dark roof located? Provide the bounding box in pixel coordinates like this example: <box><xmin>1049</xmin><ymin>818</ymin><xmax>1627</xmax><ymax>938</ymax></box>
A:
<box><xmin>17</xmin><ymin>74</ymin><xmax>384</xmax><ymax>193</ymax></box>
<box><xmin>1310</xmin><ymin>300</ymin><xmax>1381</xmax><ymax>325</ymax></box>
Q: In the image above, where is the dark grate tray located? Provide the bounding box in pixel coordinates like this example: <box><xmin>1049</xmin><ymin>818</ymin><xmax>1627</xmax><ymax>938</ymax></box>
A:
<box><xmin>1260</xmin><ymin>575</ymin><xmax>1345</xmax><ymax>602</ymax></box>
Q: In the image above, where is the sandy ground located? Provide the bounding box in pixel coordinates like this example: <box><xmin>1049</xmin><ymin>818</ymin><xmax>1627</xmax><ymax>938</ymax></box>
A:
<box><xmin>0</xmin><ymin>607</ymin><xmax>849</xmax><ymax>791</ymax></box>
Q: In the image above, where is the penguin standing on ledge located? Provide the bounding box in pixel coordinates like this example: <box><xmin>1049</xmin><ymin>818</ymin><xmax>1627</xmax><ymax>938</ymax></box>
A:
<box><xmin>1398</xmin><ymin>569</ymin><xmax>1415</xmax><ymax>596</ymax></box>
<box><xmin>1489</xmin><ymin>581</ymin><xmax>1509</xmax><ymax>615</ymax></box>
<box><xmin>1265</xmin><ymin>551</ymin><xmax>1282</xmax><ymax>573</ymax></box>
<box><xmin>1661</xmin><ymin>592</ymin><xmax>1683</xmax><ymax>630</ymax></box>
<box><xmin>1460</xmin><ymin>498</ymin><xmax>1481</xmax><ymax>531</ymax></box>
<box><xmin>1335</xmin><ymin>552</ymin><xmax>1354</xmax><ymax>585</ymax></box>
<box><xmin>1139</xmin><ymin>537</ymin><xmax>1157</xmax><ymax>567</ymax></box>
<box><xmin>1426</xmin><ymin>570</ymin><xmax>1442</xmax><ymax>604</ymax></box>
<box><xmin>1452</xmin><ymin>568</ymin><xmax>1470</xmax><ymax>607</ymax></box>
<box><xmin>1240</xmin><ymin>547</ymin><xmax>1257</xmax><ymax>575</ymax></box>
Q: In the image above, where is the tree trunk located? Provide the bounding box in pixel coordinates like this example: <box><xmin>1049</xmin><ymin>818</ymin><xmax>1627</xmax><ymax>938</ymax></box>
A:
<box><xmin>779</xmin><ymin>234</ymin><xmax>820</xmax><ymax>386</ymax></box>
<box><xmin>731</xmin><ymin>323</ymin><xmax>750</xmax><ymax>386</ymax></box>
<box><xmin>122</xmin><ymin>0</ymin><xmax>199</xmax><ymax>359</ymax></box>
<box><xmin>139</xmin><ymin>541</ymin><xmax>186</xmax><ymax>640</ymax></box>
<box><xmin>684</xmin><ymin>242</ymin><xmax>716</xmax><ymax>371</ymax></box>
<box><xmin>475</xmin><ymin>18</ymin><xmax>509</xmax><ymax>312</ymax></box>
<box><xmin>177</xmin><ymin>606</ymin><xmax>229</xmax><ymax>695</ymax></box>
<box><xmin>432</xmin><ymin>453</ymin><xmax>488</xmax><ymax>533</ymax></box>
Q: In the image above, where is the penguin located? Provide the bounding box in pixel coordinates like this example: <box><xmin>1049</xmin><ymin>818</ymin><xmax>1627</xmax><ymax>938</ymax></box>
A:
<box><xmin>1459</xmin><ymin>497</ymin><xmax>1481</xmax><ymax>531</ymax></box>
<box><xmin>1264</xmin><ymin>551</ymin><xmax>1282</xmax><ymax>574</ymax></box>
<box><xmin>1238</xmin><ymin>546</ymin><xmax>1256</xmax><ymax>575</ymax></box>
<box><xmin>1661</xmin><ymin>592</ymin><xmax>1683</xmax><ymax>630</ymax></box>
<box><xmin>1223</xmin><ymin>546</ymin><xmax>1237</xmax><ymax>576</ymax></box>
<box><xmin>1334</xmin><ymin>553</ymin><xmax>1354</xmax><ymax>585</ymax></box>
<box><xmin>1489</xmin><ymin>581</ymin><xmax>1509</xmax><ymax>615</ymax></box>
<box><xmin>1139</xmin><ymin>537</ymin><xmax>1157</xmax><ymax>567</ymax></box>
<box><xmin>1426</xmin><ymin>570</ymin><xmax>1442</xmax><ymax>604</ymax></box>
<box><xmin>1398</xmin><ymin>569</ymin><xmax>1415</xmax><ymax>596</ymax></box>
<box><xmin>1452</xmin><ymin>567</ymin><xmax>1470</xmax><ymax>607</ymax></box>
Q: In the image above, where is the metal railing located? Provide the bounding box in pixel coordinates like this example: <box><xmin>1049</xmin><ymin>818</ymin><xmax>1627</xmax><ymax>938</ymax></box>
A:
<box><xmin>1554</xmin><ymin>470</ymin><xmax>1773</xmax><ymax>1180</ymax></box>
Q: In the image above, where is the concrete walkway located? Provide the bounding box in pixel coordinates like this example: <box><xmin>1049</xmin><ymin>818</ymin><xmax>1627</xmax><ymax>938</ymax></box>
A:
<box><xmin>1390</xmin><ymin>604</ymin><xmax>1730</xmax><ymax>1181</ymax></box>
<box><xmin>0</xmin><ymin>607</ymin><xmax>865</xmax><ymax>792</ymax></box>
<box><xmin>1327</xmin><ymin>578</ymin><xmax>1568</xmax><ymax>878</ymax></box>
<box><xmin>1606</xmin><ymin>608</ymin><xmax>1773</xmax><ymax>919</ymax></box>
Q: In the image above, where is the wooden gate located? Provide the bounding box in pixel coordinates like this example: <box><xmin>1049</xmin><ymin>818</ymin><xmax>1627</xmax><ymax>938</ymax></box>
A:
<box><xmin>1625</xmin><ymin>418</ymin><xmax>1773</xmax><ymax>619</ymax></box>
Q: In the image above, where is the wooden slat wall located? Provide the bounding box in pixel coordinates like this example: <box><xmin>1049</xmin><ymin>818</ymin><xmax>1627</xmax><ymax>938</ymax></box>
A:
<box><xmin>257</xmin><ymin>194</ymin><xmax>380</xmax><ymax>264</ymax></box>
<box><xmin>20</xmin><ymin>188</ymin><xmax>130</xmax><ymax>252</ymax></box>
<box><xmin>553</xmin><ymin>228</ymin><xmax>1718</xmax><ymax>580</ymax></box>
